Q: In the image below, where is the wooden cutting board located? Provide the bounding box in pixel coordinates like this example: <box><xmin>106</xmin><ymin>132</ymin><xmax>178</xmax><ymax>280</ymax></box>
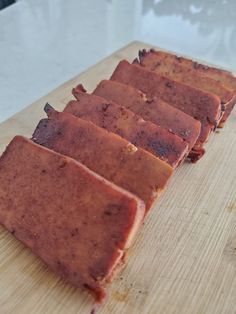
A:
<box><xmin>0</xmin><ymin>41</ymin><xmax>236</xmax><ymax>314</ymax></box>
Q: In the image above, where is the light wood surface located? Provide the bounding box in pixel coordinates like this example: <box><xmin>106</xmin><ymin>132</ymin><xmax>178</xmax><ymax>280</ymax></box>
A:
<box><xmin>0</xmin><ymin>41</ymin><xmax>236</xmax><ymax>314</ymax></box>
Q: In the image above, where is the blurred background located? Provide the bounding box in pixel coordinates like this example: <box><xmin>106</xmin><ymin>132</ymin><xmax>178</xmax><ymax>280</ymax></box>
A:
<box><xmin>0</xmin><ymin>0</ymin><xmax>236</xmax><ymax>122</ymax></box>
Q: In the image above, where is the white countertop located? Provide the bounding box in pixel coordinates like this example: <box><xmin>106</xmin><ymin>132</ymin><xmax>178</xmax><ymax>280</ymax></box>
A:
<box><xmin>0</xmin><ymin>0</ymin><xmax>236</xmax><ymax>123</ymax></box>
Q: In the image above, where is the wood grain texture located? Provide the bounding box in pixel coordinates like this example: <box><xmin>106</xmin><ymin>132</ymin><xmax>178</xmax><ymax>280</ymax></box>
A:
<box><xmin>0</xmin><ymin>41</ymin><xmax>236</xmax><ymax>314</ymax></box>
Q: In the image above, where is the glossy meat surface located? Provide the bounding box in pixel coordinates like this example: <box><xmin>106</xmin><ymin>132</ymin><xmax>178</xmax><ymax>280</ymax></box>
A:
<box><xmin>0</xmin><ymin>136</ymin><xmax>145</xmax><ymax>301</ymax></box>
<box><xmin>93</xmin><ymin>80</ymin><xmax>201</xmax><ymax>161</ymax></box>
<box><xmin>34</xmin><ymin>105</ymin><xmax>173</xmax><ymax>210</ymax></box>
<box><xmin>67</xmin><ymin>86</ymin><xmax>187</xmax><ymax>167</ymax></box>
<box><xmin>111</xmin><ymin>60</ymin><xmax>222</xmax><ymax>149</ymax></box>
<box><xmin>138</xmin><ymin>49</ymin><xmax>236</xmax><ymax>126</ymax></box>
<box><xmin>137</xmin><ymin>49</ymin><xmax>234</xmax><ymax>104</ymax></box>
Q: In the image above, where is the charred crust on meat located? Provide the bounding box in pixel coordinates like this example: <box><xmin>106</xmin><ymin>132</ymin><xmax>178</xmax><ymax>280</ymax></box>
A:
<box><xmin>90</xmin><ymin>240</ymin><xmax>98</xmax><ymax>247</ymax></box>
<box><xmin>146</xmin><ymin>97</ymin><xmax>154</xmax><ymax>104</ymax></box>
<box><xmin>70</xmin><ymin>228</ymin><xmax>79</xmax><ymax>237</ymax></box>
<box><xmin>206</xmin><ymin>117</ymin><xmax>218</xmax><ymax>130</ymax></box>
<box><xmin>221</xmin><ymin>104</ymin><xmax>226</xmax><ymax>111</ymax></box>
<box><xmin>193</xmin><ymin>62</ymin><xmax>209</xmax><ymax>71</ymax></box>
<box><xmin>188</xmin><ymin>147</ymin><xmax>205</xmax><ymax>163</ymax></box>
<box><xmin>132</xmin><ymin>58</ymin><xmax>140</xmax><ymax>65</ymax></box>
<box><xmin>139</xmin><ymin>49</ymin><xmax>148</xmax><ymax>58</ymax></box>
<box><xmin>72</xmin><ymin>84</ymin><xmax>87</xmax><ymax>97</ymax></box>
<box><xmin>102</xmin><ymin>103</ymin><xmax>110</xmax><ymax>111</ymax></box>
<box><xmin>31</xmin><ymin>118</ymin><xmax>48</xmax><ymax>141</ymax></box>
<box><xmin>175</xmin><ymin>56</ymin><xmax>183</xmax><ymax>62</ymax></box>
<box><xmin>147</xmin><ymin>140</ymin><xmax>175</xmax><ymax>160</ymax></box>
<box><xmin>44</xmin><ymin>103</ymin><xmax>54</xmax><ymax>115</ymax></box>
<box><xmin>165</xmin><ymin>81</ymin><xmax>173</xmax><ymax>88</ymax></box>
<box><xmin>58</xmin><ymin>161</ymin><xmax>67</xmax><ymax>169</ymax></box>
<box><xmin>104</xmin><ymin>204</ymin><xmax>122</xmax><ymax>216</ymax></box>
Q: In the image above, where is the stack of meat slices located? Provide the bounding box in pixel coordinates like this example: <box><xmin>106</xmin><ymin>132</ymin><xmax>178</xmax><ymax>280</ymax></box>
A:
<box><xmin>0</xmin><ymin>48</ymin><xmax>235</xmax><ymax>307</ymax></box>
